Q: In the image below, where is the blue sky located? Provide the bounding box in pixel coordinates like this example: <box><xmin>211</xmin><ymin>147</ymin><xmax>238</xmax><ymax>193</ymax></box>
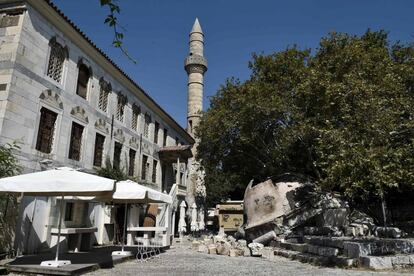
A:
<box><xmin>54</xmin><ymin>0</ymin><xmax>413</xmax><ymax>127</ymax></box>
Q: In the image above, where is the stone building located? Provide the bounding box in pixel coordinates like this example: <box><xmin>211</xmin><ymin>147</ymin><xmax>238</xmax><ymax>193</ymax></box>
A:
<box><xmin>0</xmin><ymin>0</ymin><xmax>195</xmax><ymax>253</ymax></box>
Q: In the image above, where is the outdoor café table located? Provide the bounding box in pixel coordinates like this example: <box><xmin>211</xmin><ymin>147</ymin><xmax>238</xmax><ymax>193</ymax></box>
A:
<box><xmin>126</xmin><ymin>226</ymin><xmax>167</xmax><ymax>246</ymax></box>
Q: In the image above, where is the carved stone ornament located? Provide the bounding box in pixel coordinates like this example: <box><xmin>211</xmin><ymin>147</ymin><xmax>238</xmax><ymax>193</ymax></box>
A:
<box><xmin>39</xmin><ymin>89</ymin><xmax>63</xmax><ymax>110</ymax></box>
<box><xmin>113</xmin><ymin>129</ymin><xmax>125</xmax><ymax>143</ymax></box>
<box><xmin>129</xmin><ymin>136</ymin><xmax>139</xmax><ymax>149</ymax></box>
<box><xmin>95</xmin><ymin>118</ymin><xmax>109</xmax><ymax>134</ymax></box>
<box><xmin>70</xmin><ymin>106</ymin><xmax>88</xmax><ymax>124</ymax></box>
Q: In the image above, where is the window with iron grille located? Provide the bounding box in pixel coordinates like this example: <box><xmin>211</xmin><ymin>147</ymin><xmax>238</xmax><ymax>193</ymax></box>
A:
<box><xmin>154</xmin><ymin>122</ymin><xmax>159</xmax><ymax>144</ymax></box>
<box><xmin>152</xmin><ymin>160</ymin><xmax>158</xmax><ymax>183</ymax></box>
<box><xmin>116</xmin><ymin>94</ymin><xmax>127</xmax><ymax>122</ymax></box>
<box><xmin>131</xmin><ymin>104</ymin><xmax>140</xmax><ymax>131</ymax></box>
<box><xmin>93</xmin><ymin>133</ymin><xmax>105</xmax><ymax>167</ymax></box>
<box><xmin>47</xmin><ymin>39</ymin><xmax>66</xmax><ymax>83</ymax></box>
<box><xmin>76</xmin><ymin>64</ymin><xmax>90</xmax><ymax>99</ymax></box>
<box><xmin>36</xmin><ymin>107</ymin><xmax>58</xmax><ymax>154</ymax></box>
<box><xmin>113</xmin><ymin>142</ymin><xmax>122</xmax><ymax>170</ymax></box>
<box><xmin>163</xmin><ymin>129</ymin><xmax>168</xmax><ymax>146</ymax></box>
<box><xmin>141</xmin><ymin>155</ymin><xmax>148</xmax><ymax>180</ymax></box>
<box><xmin>68</xmin><ymin>122</ymin><xmax>84</xmax><ymax>161</ymax></box>
<box><xmin>128</xmin><ymin>149</ymin><xmax>136</xmax><ymax>176</ymax></box>
<box><xmin>143</xmin><ymin>113</ymin><xmax>151</xmax><ymax>138</ymax></box>
<box><xmin>98</xmin><ymin>78</ymin><xmax>111</xmax><ymax>112</ymax></box>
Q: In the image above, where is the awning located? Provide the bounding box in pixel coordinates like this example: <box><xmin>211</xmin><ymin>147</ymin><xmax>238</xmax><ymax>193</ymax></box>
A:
<box><xmin>112</xmin><ymin>180</ymin><xmax>172</xmax><ymax>204</ymax></box>
<box><xmin>158</xmin><ymin>145</ymin><xmax>193</xmax><ymax>162</ymax></box>
<box><xmin>0</xmin><ymin>167</ymin><xmax>115</xmax><ymax>196</ymax></box>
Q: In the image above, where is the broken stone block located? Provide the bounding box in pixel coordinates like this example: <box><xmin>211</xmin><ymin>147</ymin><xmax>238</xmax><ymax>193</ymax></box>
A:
<box><xmin>237</xmin><ymin>239</ymin><xmax>247</xmax><ymax>247</ymax></box>
<box><xmin>375</xmin><ymin>227</ymin><xmax>402</xmax><ymax>238</ymax></box>
<box><xmin>216</xmin><ymin>243</ymin><xmax>230</xmax><ymax>256</ymax></box>
<box><xmin>303</xmin><ymin>226</ymin><xmax>339</xmax><ymax>236</ymax></box>
<box><xmin>213</xmin><ymin>235</ymin><xmax>226</xmax><ymax>244</ymax></box>
<box><xmin>361</xmin><ymin>256</ymin><xmax>393</xmax><ymax>270</ymax></box>
<box><xmin>203</xmin><ymin>238</ymin><xmax>213</xmax><ymax>245</ymax></box>
<box><xmin>197</xmin><ymin>244</ymin><xmax>209</xmax><ymax>254</ymax></box>
<box><xmin>345</xmin><ymin>225</ymin><xmax>366</xmax><ymax>237</ymax></box>
<box><xmin>252</xmin><ymin>230</ymin><xmax>277</xmax><ymax>245</ymax></box>
<box><xmin>227</xmin><ymin>235</ymin><xmax>236</xmax><ymax>243</ymax></box>
<box><xmin>229</xmin><ymin>248</ymin><xmax>243</xmax><ymax>257</ymax></box>
<box><xmin>208</xmin><ymin>244</ymin><xmax>217</xmax><ymax>254</ymax></box>
<box><xmin>191</xmin><ymin>241</ymin><xmax>200</xmax><ymax>251</ymax></box>
<box><xmin>240</xmin><ymin>246</ymin><xmax>251</xmax><ymax>257</ymax></box>
<box><xmin>248</xmin><ymin>242</ymin><xmax>264</xmax><ymax>257</ymax></box>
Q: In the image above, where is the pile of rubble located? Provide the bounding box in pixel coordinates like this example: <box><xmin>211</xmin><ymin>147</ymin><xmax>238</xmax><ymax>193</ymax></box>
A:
<box><xmin>191</xmin><ymin>234</ymin><xmax>265</xmax><ymax>257</ymax></box>
<box><xmin>243</xmin><ymin>177</ymin><xmax>405</xmax><ymax>242</ymax></box>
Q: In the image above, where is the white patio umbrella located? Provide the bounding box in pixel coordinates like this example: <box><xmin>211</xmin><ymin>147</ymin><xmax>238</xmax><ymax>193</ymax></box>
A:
<box><xmin>0</xmin><ymin>167</ymin><xmax>115</xmax><ymax>267</ymax></box>
<box><xmin>190</xmin><ymin>203</ymin><xmax>198</xmax><ymax>232</ymax></box>
<box><xmin>178</xmin><ymin>201</ymin><xmax>187</xmax><ymax>234</ymax></box>
<box><xmin>198</xmin><ymin>208</ymin><xmax>205</xmax><ymax>231</ymax></box>
<box><xmin>109</xmin><ymin>180</ymin><xmax>172</xmax><ymax>256</ymax></box>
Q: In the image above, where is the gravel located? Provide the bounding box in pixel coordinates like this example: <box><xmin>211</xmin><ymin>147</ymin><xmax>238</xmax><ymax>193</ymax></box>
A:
<box><xmin>84</xmin><ymin>243</ymin><xmax>409</xmax><ymax>276</ymax></box>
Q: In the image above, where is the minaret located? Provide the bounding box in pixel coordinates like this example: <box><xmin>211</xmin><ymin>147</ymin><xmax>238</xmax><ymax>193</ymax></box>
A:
<box><xmin>184</xmin><ymin>18</ymin><xmax>207</xmax><ymax>215</ymax></box>
<box><xmin>185</xmin><ymin>18</ymin><xmax>208</xmax><ymax>139</ymax></box>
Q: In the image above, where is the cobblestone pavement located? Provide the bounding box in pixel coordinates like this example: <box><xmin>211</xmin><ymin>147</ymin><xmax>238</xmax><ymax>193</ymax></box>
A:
<box><xmin>84</xmin><ymin>244</ymin><xmax>410</xmax><ymax>276</ymax></box>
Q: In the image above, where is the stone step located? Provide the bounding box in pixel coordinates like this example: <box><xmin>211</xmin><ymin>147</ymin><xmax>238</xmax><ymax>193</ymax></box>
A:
<box><xmin>361</xmin><ymin>254</ymin><xmax>414</xmax><ymax>270</ymax></box>
<box><xmin>279</xmin><ymin>242</ymin><xmax>308</xmax><ymax>253</ymax></box>
<box><xmin>306</xmin><ymin>244</ymin><xmax>339</xmax><ymax>257</ymax></box>
<box><xmin>269</xmin><ymin>247</ymin><xmax>357</xmax><ymax>268</ymax></box>
<box><xmin>303</xmin><ymin>236</ymin><xmax>349</xmax><ymax>249</ymax></box>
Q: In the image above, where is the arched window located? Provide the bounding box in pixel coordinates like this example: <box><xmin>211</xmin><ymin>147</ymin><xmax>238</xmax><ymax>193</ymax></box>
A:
<box><xmin>98</xmin><ymin>78</ymin><xmax>111</xmax><ymax>112</ymax></box>
<box><xmin>76</xmin><ymin>64</ymin><xmax>90</xmax><ymax>99</ymax></box>
<box><xmin>47</xmin><ymin>37</ymin><xmax>67</xmax><ymax>83</ymax></box>
<box><xmin>144</xmin><ymin>113</ymin><xmax>151</xmax><ymax>138</ymax></box>
<box><xmin>131</xmin><ymin>104</ymin><xmax>140</xmax><ymax>131</ymax></box>
<box><xmin>116</xmin><ymin>93</ymin><xmax>127</xmax><ymax>122</ymax></box>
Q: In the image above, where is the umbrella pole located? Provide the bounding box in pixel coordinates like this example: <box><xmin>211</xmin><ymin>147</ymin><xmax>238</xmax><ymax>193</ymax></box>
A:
<box><xmin>55</xmin><ymin>195</ymin><xmax>64</xmax><ymax>262</ymax></box>
<box><xmin>121</xmin><ymin>203</ymin><xmax>128</xmax><ymax>252</ymax></box>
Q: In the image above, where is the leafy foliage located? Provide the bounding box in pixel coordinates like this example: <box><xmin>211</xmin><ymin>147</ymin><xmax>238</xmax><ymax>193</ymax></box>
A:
<box><xmin>0</xmin><ymin>142</ymin><xmax>22</xmax><ymax>253</ymax></box>
<box><xmin>96</xmin><ymin>157</ymin><xmax>129</xmax><ymax>181</ymax></box>
<box><xmin>0</xmin><ymin>142</ymin><xmax>22</xmax><ymax>178</ymax></box>
<box><xmin>100</xmin><ymin>0</ymin><xmax>137</xmax><ymax>63</ymax></box>
<box><xmin>197</xmin><ymin>30</ymin><xmax>414</xmax><ymax>207</ymax></box>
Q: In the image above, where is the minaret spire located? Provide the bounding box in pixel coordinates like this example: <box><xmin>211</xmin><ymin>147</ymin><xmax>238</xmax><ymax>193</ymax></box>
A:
<box><xmin>191</xmin><ymin>18</ymin><xmax>203</xmax><ymax>34</ymax></box>
<box><xmin>185</xmin><ymin>18</ymin><xmax>208</xmax><ymax>137</ymax></box>
<box><xmin>184</xmin><ymin>19</ymin><xmax>208</xmax><ymax>217</ymax></box>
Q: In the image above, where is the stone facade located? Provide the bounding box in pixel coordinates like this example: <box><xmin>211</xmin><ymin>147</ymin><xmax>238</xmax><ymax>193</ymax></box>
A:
<box><xmin>0</xmin><ymin>0</ymin><xmax>194</xmax><ymax>253</ymax></box>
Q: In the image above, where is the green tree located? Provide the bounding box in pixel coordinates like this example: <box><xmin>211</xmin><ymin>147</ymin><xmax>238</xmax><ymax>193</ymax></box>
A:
<box><xmin>197</xmin><ymin>30</ymin><xmax>414</xmax><ymax>210</ymax></box>
<box><xmin>0</xmin><ymin>142</ymin><xmax>22</xmax><ymax>253</ymax></box>
<box><xmin>96</xmin><ymin>157</ymin><xmax>129</xmax><ymax>181</ymax></box>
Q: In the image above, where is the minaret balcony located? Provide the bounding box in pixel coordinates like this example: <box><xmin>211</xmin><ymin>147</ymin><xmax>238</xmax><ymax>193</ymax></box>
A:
<box><xmin>184</xmin><ymin>55</ymin><xmax>208</xmax><ymax>74</ymax></box>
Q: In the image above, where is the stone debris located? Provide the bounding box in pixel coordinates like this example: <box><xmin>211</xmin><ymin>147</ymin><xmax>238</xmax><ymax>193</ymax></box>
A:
<box><xmin>248</xmin><ymin>242</ymin><xmax>264</xmax><ymax>257</ymax></box>
<box><xmin>197</xmin><ymin>244</ymin><xmax>209</xmax><ymax>254</ymax></box>
<box><xmin>229</xmin><ymin>248</ymin><xmax>243</xmax><ymax>257</ymax></box>
<box><xmin>191</xmin><ymin>235</ymin><xmax>251</xmax><ymax>257</ymax></box>
<box><xmin>208</xmin><ymin>244</ymin><xmax>217</xmax><ymax>254</ymax></box>
<box><xmin>374</xmin><ymin>226</ymin><xmax>402</xmax><ymax>238</ymax></box>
